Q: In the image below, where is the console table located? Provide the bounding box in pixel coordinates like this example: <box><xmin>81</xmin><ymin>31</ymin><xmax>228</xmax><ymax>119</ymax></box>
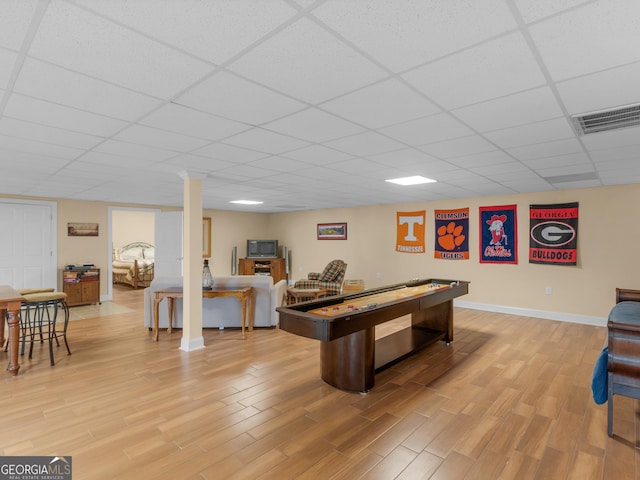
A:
<box><xmin>0</xmin><ymin>286</ymin><xmax>25</xmax><ymax>376</ymax></box>
<box><xmin>153</xmin><ymin>287</ymin><xmax>255</xmax><ymax>341</ymax></box>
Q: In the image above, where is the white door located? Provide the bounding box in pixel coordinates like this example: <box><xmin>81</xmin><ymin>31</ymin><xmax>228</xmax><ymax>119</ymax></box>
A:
<box><xmin>154</xmin><ymin>211</ymin><xmax>183</xmax><ymax>277</ymax></box>
<box><xmin>0</xmin><ymin>201</ymin><xmax>56</xmax><ymax>289</ymax></box>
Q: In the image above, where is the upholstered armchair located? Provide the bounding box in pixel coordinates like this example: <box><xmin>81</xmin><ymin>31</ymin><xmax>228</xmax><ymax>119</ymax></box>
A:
<box><xmin>293</xmin><ymin>259</ymin><xmax>347</xmax><ymax>296</ymax></box>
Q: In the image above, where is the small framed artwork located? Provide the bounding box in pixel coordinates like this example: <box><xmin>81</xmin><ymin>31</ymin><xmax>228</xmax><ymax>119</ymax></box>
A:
<box><xmin>68</xmin><ymin>222</ymin><xmax>99</xmax><ymax>237</ymax></box>
<box><xmin>203</xmin><ymin>217</ymin><xmax>211</xmax><ymax>258</ymax></box>
<box><xmin>317</xmin><ymin>222</ymin><xmax>347</xmax><ymax>240</ymax></box>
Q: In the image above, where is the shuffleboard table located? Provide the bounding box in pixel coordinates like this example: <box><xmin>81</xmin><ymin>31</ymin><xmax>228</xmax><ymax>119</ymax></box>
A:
<box><xmin>276</xmin><ymin>278</ymin><xmax>469</xmax><ymax>392</ymax></box>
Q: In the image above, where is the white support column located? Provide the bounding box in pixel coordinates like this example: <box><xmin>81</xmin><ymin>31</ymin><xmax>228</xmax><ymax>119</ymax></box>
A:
<box><xmin>178</xmin><ymin>170</ymin><xmax>205</xmax><ymax>351</ymax></box>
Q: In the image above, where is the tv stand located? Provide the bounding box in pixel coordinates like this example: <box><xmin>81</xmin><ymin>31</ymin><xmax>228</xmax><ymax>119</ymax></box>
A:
<box><xmin>239</xmin><ymin>258</ymin><xmax>286</xmax><ymax>283</ymax></box>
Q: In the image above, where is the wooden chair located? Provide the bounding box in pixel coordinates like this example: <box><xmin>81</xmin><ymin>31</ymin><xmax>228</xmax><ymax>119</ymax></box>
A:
<box><xmin>607</xmin><ymin>288</ymin><xmax>640</xmax><ymax>436</ymax></box>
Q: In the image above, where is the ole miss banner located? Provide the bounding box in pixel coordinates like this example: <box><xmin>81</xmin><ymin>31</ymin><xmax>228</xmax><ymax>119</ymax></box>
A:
<box><xmin>479</xmin><ymin>204</ymin><xmax>517</xmax><ymax>264</ymax></box>
<box><xmin>529</xmin><ymin>202</ymin><xmax>579</xmax><ymax>265</ymax></box>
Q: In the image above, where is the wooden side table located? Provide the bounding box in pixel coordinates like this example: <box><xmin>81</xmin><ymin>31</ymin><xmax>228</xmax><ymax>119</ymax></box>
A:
<box><xmin>286</xmin><ymin>288</ymin><xmax>327</xmax><ymax>305</ymax></box>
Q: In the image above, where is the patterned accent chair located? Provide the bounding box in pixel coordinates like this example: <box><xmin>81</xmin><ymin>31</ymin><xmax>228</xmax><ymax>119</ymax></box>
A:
<box><xmin>293</xmin><ymin>259</ymin><xmax>347</xmax><ymax>296</ymax></box>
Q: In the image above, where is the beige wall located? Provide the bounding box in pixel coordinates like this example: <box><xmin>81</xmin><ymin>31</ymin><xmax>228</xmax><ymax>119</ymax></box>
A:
<box><xmin>4</xmin><ymin>183</ymin><xmax>639</xmax><ymax>321</ymax></box>
<box><xmin>112</xmin><ymin>210</ymin><xmax>155</xmax><ymax>249</ymax></box>
<box><xmin>269</xmin><ymin>184</ymin><xmax>640</xmax><ymax>320</ymax></box>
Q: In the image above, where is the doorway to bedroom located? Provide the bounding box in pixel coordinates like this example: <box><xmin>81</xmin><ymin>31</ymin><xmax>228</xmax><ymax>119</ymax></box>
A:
<box><xmin>107</xmin><ymin>207</ymin><xmax>159</xmax><ymax>301</ymax></box>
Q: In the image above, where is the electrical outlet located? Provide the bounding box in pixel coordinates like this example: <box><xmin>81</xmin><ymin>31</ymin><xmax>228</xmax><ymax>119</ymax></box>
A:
<box><xmin>545</xmin><ymin>286</ymin><xmax>552</xmax><ymax>295</ymax></box>
<box><xmin>375</xmin><ymin>272</ymin><xmax>381</xmax><ymax>279</ymax></box>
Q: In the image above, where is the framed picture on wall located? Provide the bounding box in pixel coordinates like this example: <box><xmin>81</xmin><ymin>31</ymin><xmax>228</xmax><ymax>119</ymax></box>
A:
<box><xmin>203</xmin><ymin>217</ymin><xmax>211</xmax><ymax>257</ymax></box>
<box><xmin>68</xmin><ymin>222</ymin><xmax>99</xmax><ymax>236</ymax></box>
<box><xmin>317</xmin><ymin>223</ymin><xmax>347</xmax><ymax>240</ymax></box>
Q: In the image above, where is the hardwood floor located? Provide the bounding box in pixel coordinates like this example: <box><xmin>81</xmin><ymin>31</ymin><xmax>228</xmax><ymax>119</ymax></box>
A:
<box><xmin>1</xmin><ymin>285</ymin><xmax>637</xmax><ymax>479</ymax></box>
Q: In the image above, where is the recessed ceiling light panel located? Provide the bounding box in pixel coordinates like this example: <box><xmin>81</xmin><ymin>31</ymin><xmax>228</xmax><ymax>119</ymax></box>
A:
<box><xmin>229</xmin><ymin>200</ymin><xmax>263</xmax><ymax>205</ymax></box>
<box><xmin>385</xmin><ymin>175</ymin><xmax>436</xmax><ymax>186</ymax></box>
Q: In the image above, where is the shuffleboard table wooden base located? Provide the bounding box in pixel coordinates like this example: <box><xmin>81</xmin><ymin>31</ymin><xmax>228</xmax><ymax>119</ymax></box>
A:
<box><xmin>276</xmin><ymin>278</ymin><xmax>469</xmax><ymax>392</ymax></box>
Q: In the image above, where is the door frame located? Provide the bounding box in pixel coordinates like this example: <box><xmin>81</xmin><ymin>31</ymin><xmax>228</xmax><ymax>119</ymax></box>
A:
<box><xmin>106</xmin><ymin>205</ymin><xmax>160</xmax><ymax>301</ymax></box>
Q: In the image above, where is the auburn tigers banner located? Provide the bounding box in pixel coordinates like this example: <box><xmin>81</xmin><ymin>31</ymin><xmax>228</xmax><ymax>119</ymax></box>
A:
<box><xmin>434</xmin><ymin>208</ymin><xmax>469</xmax><ymax>260</ymax></box>
<box><xmin>529</xmin><ymin>202</ymin><xmax>579</xmax><ymax>265</ymax></box>
<box><xmin>396</xmin><ymin>210</ymin><xmax>426</xmax><ymax>253</ymax></box>
<box><xmin>479</xmin><ymin>204</ymin><xmax>517</xmax><ymax>264</ymax></box>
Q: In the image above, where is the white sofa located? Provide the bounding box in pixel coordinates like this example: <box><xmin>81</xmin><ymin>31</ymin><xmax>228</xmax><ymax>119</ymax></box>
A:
<box><xmin>143</xmin><ymin>275</ymin><xmax>288</xmax><ymax>329</ymax></box>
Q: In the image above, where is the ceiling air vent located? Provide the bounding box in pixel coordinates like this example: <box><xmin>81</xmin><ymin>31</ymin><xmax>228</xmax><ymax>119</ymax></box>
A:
<box><xmin>572</xmin><ymin>103</ymin><xmax>640</xmax><ymax>135</ymax></box>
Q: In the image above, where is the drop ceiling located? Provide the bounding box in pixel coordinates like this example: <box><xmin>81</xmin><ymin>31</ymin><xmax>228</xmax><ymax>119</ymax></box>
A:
<box><xmin>0</xmin><ymin>0</ymin><xmax>639</xmax><ymax>213</ymax></box>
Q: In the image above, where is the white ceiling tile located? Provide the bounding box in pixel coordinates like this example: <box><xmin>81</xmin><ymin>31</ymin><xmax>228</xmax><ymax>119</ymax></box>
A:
<box><xmin>176</xmin><ymin>71</ymin><xmax>305</xmax><ymax>125</ymax></box>
<box><xmin>324</xmin><ymin>131</ymin><xmax>406</xmax><ymax>156</ymax></box>
<box><xmin>453</xmin><ymin>87</ymin><xmax>564</xmax><ymax>132</ymax></box>
<box><xmin>0</xmin><ymin>118</ymin><xmax>103</xmax><ymax>149</ymax></box>
<box><xmin>513</xmin><ymin>0</ymin><xmax>591</xmax><ymax>23</ymax></box>
<box><xmin>281</xmin><ymin>145</ymin><xmax>353</xmax><ymax>165</ymax></box>
<box><xmin>381</xmin><ymin>113</ymin><xmax>473</xmax><ymax>146</ymax></box>
<box><xmin>140</xmin><ymin>103</ymin><xmax>249</xmax><ymax>142</ymax></box>
<box><xmin>590</xmin><ymin>145</ymin><xmax>640</xmax><ymax>163</ymax></box>
<box><xmin>484</xmin><ymin>118</ymin><xmax>574</xmax><ymax>149</ymax></box>
<box><xmin>163</xmin><ymin>154</ymin><xmax>235</xmax><ymax>172</ymax></box>
<box><xmin>507</xmin><ymin>138</ymin><xmax>583</xmax><ymax>161</ymax></box>
<box><xmin>420</xmin><ymin>135</ymin><xmax>498</xmax><ymax>159</ymax></box>
<box><xmin>312</xmin><ymin>0</ymin><xmax>517</xmax><ymax>72</ymax></box>
<box><xmin>557</xmin><ymin>62</ymin><xmax>640</xmax><ymax>115</ymax></box>
<box><xmin>227</xmin><ymin>18</ymin><xmax>387</xmax><ymax>103</ymax></box>
<box><xmin>523</xmin><ymin>152</ymin><xmax>590</xmax><ymax>170</ymax></box>
<box><xmin>93</xmin><ymin>140</ymin><xmax>177</xmax><ymax>162</ymax></box>
<box><xmin>0</xmin><ymin>48</ymin><xmax>18</xmax><ymax>89</ymax></box>
<box><xmin>248</xmin><ymin>156</ymin><xmax>313</xmax><ymax>173</ymax></box>
<box><xmin>113</xmin><ymin>124</ymin><xmax>210</xmax><ymax>152</ymax></box>
<box><xmin>530</xmin><ymin>0</ymin><xmax>640</xmax><ymax>80</ymax></box>
<box><xmin>263</xmin><ymin>108</ymin><xmax>364</xmax><ymax>143</ymax></box>
<box><xmin>467</xmin><ymin>161</ymin><xmax>530</xmax><ymax>176</ymax></box>
<box><xmin>403</xmin><ymin>32</ymin><xmax>546</xmax><ymax>109</ymax></box>
<box><xmin>320</xmin><ymin>78</ymin><xmax>440</xmax><ymax>129</ymax></box>
<box><xmin>76</xmin><ymin>0</ymin><xmax>297</xmax><ymax>64</ymax></box>
<box><xmin>192</xmin><ymin>143</ymin><xmax>269</xmax><ymax>163</ymax></box>
<box><xmin>581</xmin><ymin>126</ymin><xmax>640</xmax><ymax>150</ymax></box>
<box><xmin>0</xmin><ymin>147</ymin><xmax>69</xmax><ymax>169</ymax></box>
<box><xmin>14</xmin><ymin>58</ymin><xmax>162</xmax><ymax>121</ymax></box>
<box><xmin>0</xmin><ymin>133</ymin><xmax>82</xmax><ymax>160</ymax></box>
<box><xmin>4</xmin><ymin>94</ymin><xmax>129</xmax><ymax>136</ymax></box>
<box><xmin>368</xmin><ymin>148</ymin><xmax>444</xmax><ymax>168</ymax></box>
<box><xmin>535</xmin><ymin>164</ymin><xmax>595</xmax><ymax>177</ymax></box>
<box><xmin>223</xmin><ymin>128</ymin><xmax>310</xmax><ymax>155</ymax></box>
<box><xmin>448</xmin><ymin>150</ymin><xmax>516</xmax><ymax>168</ymax></box>
<box><xmin>600</xmin><ymin>168</ymin><xmax>640</xmax><ymax>185</ymax></box>
<box><xmin>29</xmin><ymin>1</ymin><xmax>213</xmax><ymax>98</ymax></box>
<box><xmin>0</xmin><ymin>0</ymin><xmax>38</xmax><ymax>50</ymax></box>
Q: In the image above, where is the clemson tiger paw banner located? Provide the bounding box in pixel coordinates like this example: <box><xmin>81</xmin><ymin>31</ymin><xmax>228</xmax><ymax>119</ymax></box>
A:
<box><xmin>480</xmin><ymin>204</ymin><xmax>517</xmax><ymax>264</ymax></box>
<box><xmin>434</xmin><ymin>208</ymin><xmax>469</xmax><ymax>259</ymax></box>
<box><xmin>529</xmin><ymin>202</ymin><xmax>578</xmax><ymax>265</ymax></box>
<box><xmin>396</xmin><ymin>210</ymin><xmax>425</xmax><ymax>253</ymax></box>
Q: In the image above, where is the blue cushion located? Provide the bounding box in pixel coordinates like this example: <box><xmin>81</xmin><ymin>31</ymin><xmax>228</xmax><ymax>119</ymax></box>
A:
<box><xmin>591</xmin><ymin>346</ymin><xmax>608</xmax><ymax>405</ymax></box>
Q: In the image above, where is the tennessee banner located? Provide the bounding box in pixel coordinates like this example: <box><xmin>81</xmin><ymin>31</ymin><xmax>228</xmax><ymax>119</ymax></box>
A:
<box><xmin>434</xmin><ymin>208</ymin><xmax>469</xmax><ymax>260</ymax></box>
<box><xmin>529</xmin><ymin>202</ymin><xmax>578</xmax><ymax>265</ymax></box>
<box><xmin>479</xmin><ymin>204</ymin><xmax>517</xmax><ymax>264</ymax></box>
<box><xmin>396</xmin><ymin>210</ymin><xmax>425</xmax><ymax>253</ymax></box>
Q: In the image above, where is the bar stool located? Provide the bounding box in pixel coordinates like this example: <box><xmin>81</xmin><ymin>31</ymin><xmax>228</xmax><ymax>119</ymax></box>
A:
<box><xmin>19</xmin><ymin>291</ymin><xmax>71</xmax><ymax>365</ymax></box>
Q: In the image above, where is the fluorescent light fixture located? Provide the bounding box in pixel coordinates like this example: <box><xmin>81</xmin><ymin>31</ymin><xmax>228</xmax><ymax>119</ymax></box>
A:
<box><xmin>385</xmin><ymin>175</ymin><xmax>436</xmax><ymax>186</ymax></box>
<box><xmin>229</xmin><ymin>200</ymin><xmax>263</xmax><ymax>205</ymax></box>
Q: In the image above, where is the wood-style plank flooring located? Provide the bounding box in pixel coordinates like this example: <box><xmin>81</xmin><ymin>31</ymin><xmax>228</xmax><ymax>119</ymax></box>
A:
<box><xmin>1</xmin><ymin>285</ymin><xmax>637</xmax><ymax>479</ymax></box>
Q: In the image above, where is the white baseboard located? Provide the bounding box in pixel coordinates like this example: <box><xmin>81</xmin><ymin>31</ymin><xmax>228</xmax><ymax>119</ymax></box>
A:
<box><xmin>454</xmin><ymin>300</ymin><xmax>607</xmax><ymax>327</ymax></box>
<box><xmin>180</xmin><ymin>336</ymin><xmax>205</xmax><ymax>351</ymax></box>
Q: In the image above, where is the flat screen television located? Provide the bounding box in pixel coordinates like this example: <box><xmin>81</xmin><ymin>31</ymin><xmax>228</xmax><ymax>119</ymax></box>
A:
<box><xmin>247</xmin><ymin>239</ymin><xmax>278</xmax><ymax>258</ymax></box>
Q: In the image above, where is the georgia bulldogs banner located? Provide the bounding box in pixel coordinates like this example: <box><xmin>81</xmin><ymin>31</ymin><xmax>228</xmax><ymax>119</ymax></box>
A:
<box><xmin>434</xmin><ymin>207</ymin><xmax>469</xmax><ymax>260</ymax></box>
<box><xmin>479</xmin><ymin>204</ymin><xmax>517</xmax><ymax>264</ymax></box>
<box><xmin>529</xmin><ymin>202</ymin><xmax>579</xmax><ymax>265</ymax></box>
<box><xmin>396</xmin><ymin>210</ymin><xmax>425</xmax><ymax>253</ymax></box>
